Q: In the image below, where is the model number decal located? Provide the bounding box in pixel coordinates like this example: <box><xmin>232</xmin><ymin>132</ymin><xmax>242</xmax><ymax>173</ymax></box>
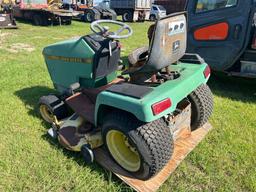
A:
<box><xmin>45</xmin><ymin>55</ymin><xmax>92</xmax><ymax>64</ymax></box>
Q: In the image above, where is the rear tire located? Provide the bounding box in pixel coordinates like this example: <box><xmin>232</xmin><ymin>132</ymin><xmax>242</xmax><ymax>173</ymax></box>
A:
<box><xmin>39</xmin><ymin>95</ymin><xmax>69</xmax><ymax>123</ymax></box>
<box><xmin>188</xmin><ymin>84</ymin><xmax>214</xmax><ymax>131</ymax></box>
<box><xmin>128</xmin><ymin>46</ymin><xmax>149</xmax><ymax>67</ymax></box>
<box><xmin>122</xmin><ymin>10</ymin><xmax>133</xmax><ymax>22</ymax></box>
<box><xmin>102</xmin><ymin>111</ymin><xmax>174</xmax><ymax>180</ymax></box>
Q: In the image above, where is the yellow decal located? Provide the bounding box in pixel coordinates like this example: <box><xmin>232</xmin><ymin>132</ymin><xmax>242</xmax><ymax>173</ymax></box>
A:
<box><xmin>45</xmin><ymin>55</ymin><xmax>92</xmax><ymax>64</ymax></box>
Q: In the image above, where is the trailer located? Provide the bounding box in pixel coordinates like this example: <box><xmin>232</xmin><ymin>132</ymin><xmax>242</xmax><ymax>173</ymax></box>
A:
<box><xmin>110</xmin><ymin>0</ymin><xmax>151</xmax><ymax>22</ymax></box>
<box><xmin>13</xmin><ymin>0</ymin><xmax>73</xmax><ymax>26</ymax></box>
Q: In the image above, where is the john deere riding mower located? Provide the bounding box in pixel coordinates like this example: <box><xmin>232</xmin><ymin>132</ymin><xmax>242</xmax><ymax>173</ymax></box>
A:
<box><xmin>39</xmin><ymin>12</ymin><xmax>213</xmax><ymax>180</ymax></box>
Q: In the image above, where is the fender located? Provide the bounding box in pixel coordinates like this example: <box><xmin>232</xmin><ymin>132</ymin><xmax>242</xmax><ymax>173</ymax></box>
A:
<box><xmin>94</xmin><ymin>62</ymin><xmax>209</xmax><ymax>126</ymax></box>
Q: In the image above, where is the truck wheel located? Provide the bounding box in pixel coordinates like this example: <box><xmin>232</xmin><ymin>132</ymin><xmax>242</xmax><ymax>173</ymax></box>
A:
<box><xmin>33</xmin><ymin>14</ymin><xmax>43</xmax><ymax>26</ymax></box>
<box><xmin>149</xmin><ymin>14</ymin><xmax>156</xmax><ymax>21</ymax></box>
<box><xmin>122</xmin><ymin>10</ymin><xmax>133</xmax><ymax>22</ymax></box>
<box><xmin>188</xmin><ymin>84</ymin><xmax>214</xmax><ymax>131</ymax></box>
<box><xmin>85</xmin><ymin>9</ymin><xmax>100</xmax><ymax>22</ymax></box>
<box><xmin>85</xmin><ymin>10</ymin><xmax>95</xmax><ymax>22</ymax></box>
<box><xmin>39</xmin><ymin>95</ymin><xmax>69</xmax><ymax>123</ymax></box>
<box><xmin>102</xmin><ymin>111</ymin><xmax>174</xmax><ymax>180</ymax></box>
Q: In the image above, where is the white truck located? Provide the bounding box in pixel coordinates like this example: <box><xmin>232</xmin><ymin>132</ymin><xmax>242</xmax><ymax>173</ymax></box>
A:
<box><xmin>149</xmin><ymin>4</ymin><xmax>166</xmax><ymax>21</ymax></box>
<box><xmin>110</xmin><ymin>0</ymin><xmax>151</xmax><ymax>22</ymax></box>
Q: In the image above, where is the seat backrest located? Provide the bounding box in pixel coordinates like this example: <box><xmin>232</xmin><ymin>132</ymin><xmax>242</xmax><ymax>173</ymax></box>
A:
<box><xmin>139</xmin><ymin>12</ymin><xmax>187</xmax><ymax>73</ymax></box>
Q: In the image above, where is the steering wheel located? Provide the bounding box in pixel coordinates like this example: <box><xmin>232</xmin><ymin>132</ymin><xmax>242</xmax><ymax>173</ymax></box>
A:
<box><xmin>90</xmin><ymin>20</ymin><xmax>133</xmax><ymax>39</ymax></box>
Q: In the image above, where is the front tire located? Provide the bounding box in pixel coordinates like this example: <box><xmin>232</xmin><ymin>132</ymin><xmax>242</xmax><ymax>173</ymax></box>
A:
<box><xmin>149</xmin><ymin>14</ymin><xmax>156</xmax><ymax>21</ymax></box>
<box><xmin>188</xmin><ymin>84</ymin><xmax>214</xmax><ymax>131</ymax></box>
<box><xmin>102</xmin><ymin>111</ymin><xmax>174</xmax><ymax>180</ymax></box>
<box><xmin>39</xmin><ymin>95</ymin><xmax>69</xmax><ymax>123</ymax></box>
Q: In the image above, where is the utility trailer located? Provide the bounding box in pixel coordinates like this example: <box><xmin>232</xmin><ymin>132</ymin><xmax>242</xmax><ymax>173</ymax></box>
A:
<box><xmin>110</xmin><ymin>0</ymin><xmax>151</xmax><ymax>22</ymax></box>
<box><xmin>13</xmin><ymin>0</ymin><xmax>73</xmax><ymax>25</ymax></box>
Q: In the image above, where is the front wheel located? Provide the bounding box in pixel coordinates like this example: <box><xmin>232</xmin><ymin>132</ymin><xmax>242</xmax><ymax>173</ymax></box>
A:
<box><xmin>149</xmin><ymin>14</ymin><xmax>156</xmax><ymax>21</ymax></box>
<box><xmin>102</xmin><ymin>111</ymin><xmax>174</xmax><ymax>180</ymax></box>
<box><xmin>188</xmin><ymin>84</ymin><xmax>214</xmax><ymax>131</ymax></box>
<box><xmin>85</xmin><ymin>10</ymin><xmax>96</xmax><ymax>22</ymax></box>
<box><xmin>39</xmin><ymin>95</ymin><xmax>69</xmax><ymax>123</ymax></box>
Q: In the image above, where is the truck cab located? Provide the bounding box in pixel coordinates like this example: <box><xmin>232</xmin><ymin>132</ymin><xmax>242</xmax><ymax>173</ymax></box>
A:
<box><xmin>149</xmin><ymin>4</ymin><xmax>166</xmax><ymax>21</ymax></box>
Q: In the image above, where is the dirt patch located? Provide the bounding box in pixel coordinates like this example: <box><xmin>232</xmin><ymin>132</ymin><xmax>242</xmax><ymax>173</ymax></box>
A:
<box><xmin>0</xmin><ymin>32</ymin><xmax>14</xmax><ymax>42</ymax></box>
<box><xmin>0</xmin><ymin>43</ymin><xmax>35</xmax><ymax>53</ymax></box>
<box><xmin>0</xmin><ymin>32</ymin><xmax>12</xmax><ymax>37</ymax></box>
<box><xmin>32</xmin><ymin>36</ymin><xmax>44</xmax><ymax>39</ymax></box>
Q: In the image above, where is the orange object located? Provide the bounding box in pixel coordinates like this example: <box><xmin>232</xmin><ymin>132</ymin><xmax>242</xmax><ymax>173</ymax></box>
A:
<box><xmin>194</xmin><ymin>22</ymin><xmax>229</xmax><ymax>41</ymax></box>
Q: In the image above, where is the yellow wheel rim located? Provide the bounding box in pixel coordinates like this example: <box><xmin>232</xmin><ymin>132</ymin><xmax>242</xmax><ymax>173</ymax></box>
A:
<box><xmin>39</xmin><ymin>104</ymin><xmax>54</xmax><ymax>123</ymax></box>
<box><xmin>106</xmin><ymin>130</ymin><xmax>141</xmax><ymax>172</ymax></box>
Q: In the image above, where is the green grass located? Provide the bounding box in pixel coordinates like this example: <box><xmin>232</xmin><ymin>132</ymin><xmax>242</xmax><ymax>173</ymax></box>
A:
<box><xmin>0</xmin><ymin>20</ymin><xmax>256</xmax><ymax>192</ymax></box>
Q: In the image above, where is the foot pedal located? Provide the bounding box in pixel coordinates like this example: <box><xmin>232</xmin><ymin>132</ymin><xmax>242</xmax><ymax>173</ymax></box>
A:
<box><xmin>48</xmin><ymin>128</ymin><xmax>57</xmax><ymax>139</ymax></box>
<box><xmin>81</xmin><ymin>144</ymin><xmax>94</xmax><ymax>164</ymax></box>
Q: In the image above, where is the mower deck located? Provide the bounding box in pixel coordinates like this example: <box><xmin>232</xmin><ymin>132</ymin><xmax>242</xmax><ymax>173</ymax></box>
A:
<box><xmin>94</xmin><ymin>123</ymin><xmax>212</xmax><ymax>192</ymax></box>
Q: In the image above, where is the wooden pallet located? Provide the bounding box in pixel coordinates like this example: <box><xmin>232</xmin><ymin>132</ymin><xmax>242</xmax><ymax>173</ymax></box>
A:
<box><xmin>94</xmin><ymin>123</ymin><xmax>212</xmax><ymax>192</ymax></box>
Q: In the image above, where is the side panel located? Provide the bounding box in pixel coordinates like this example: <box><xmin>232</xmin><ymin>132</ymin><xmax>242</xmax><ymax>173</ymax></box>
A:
<box><xmin>43</xmin><ymin>38</ymin><xmax>95</xmax><ymax>92</ymax></box>
<box><xmin>95</xmin><ymin>63</ymin><xmax>208</xmax><ymax>125</ymax></box>
<box><xmin>110</xmin><ymin>0</ymin><xmax>151</xmax><ymax>10</ymax></box>
<box><xmin>154</xmin><ymin>0</ymin><xmax>186</xmax><ymax>14</ymax></box>
<box><xmin>135</xmin><ymin>0</ymin><xmax>151</xmax><ymax>9</ymax></box>
<box><xmin>110</xmin><ymin>0</ymin><xmax>135</xmax><ymax>9</ymax></box>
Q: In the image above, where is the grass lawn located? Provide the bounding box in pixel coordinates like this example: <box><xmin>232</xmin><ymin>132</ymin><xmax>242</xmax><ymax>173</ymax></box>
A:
<box><xmin>0</xmin><ymin>20</ymin><xmax>255</xmax><ymax>192</ymax></box>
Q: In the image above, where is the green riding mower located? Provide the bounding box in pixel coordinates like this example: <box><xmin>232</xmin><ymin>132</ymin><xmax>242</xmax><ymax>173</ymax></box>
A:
<box><xmin>39</xmin><ymin>12</ymin><xmax>213</xmax><ymax>180</ymax></box>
